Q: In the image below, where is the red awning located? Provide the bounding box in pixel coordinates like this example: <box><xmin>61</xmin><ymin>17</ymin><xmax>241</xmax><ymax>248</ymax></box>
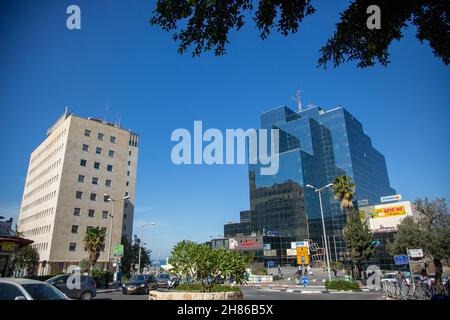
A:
<box><xmin>0</xmin><ymin>235</ymin><xmax>34</xmax><ymax>247</ymax></box>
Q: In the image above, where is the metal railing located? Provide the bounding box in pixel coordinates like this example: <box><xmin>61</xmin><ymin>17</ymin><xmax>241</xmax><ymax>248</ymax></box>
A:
<box><xmin>382</xmin><ymin>281</ymin><xmax>449</xmax><ymax>300</ymax></box>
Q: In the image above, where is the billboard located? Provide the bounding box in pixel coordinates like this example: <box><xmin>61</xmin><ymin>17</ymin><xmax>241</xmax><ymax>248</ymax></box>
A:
<box><xmin>372</xmin><ymin>205</ymin><xmax>406</xmax><ymax>218</ymax></box>
<box><xmin>291</xmin><ymin>241</ymin><xmax>309</xmax><ymax>249</ymax></box>
<box><xmin>263</xmin><ymin>249</ymin><xmax>277</xmax><ymax>257</ymax></box>
<box><xmin>286</xmin><ymin>249</ymin><xmax>297</xmax><ymax>256</ymax></box>
<box><xmin>380</xmin><ymin>194</ymin><xmax>402</xmax><ymax>203</ymax></box>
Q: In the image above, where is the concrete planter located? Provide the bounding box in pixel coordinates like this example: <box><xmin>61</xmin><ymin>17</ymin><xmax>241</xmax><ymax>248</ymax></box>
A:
<box><xmin>149</xmin><ymin>290</ymin><xmax>243</xmax><ymax>300</ymax></box>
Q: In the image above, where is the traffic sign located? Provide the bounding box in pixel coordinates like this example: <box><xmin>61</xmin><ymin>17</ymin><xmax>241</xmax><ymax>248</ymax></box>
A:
<box><xmin>394</xmin><ymin>255</ymin><xmax>409</xmax><ymax>265</ymax></box>
<box><xmin>296</xmin><ymin>246</ymin><xmax>309</xmax><ymax>265</ymax></box>
<box><xmin>407</xmin><ymin>249</ymin><xmax>423</xmax><ymax>258</ymax></box>
<box><xmin>113</xmin><ymin>244</ymin><xmax>124</xmax><ymax>257</ymax></box>
<box><xmin>301</xmin><ymin>276</ymin><xmax>309</xmax><ymax>286</ymax></box>
<box><xmin>267</xmin><ymin>260</ymin><xmax>275</xmax><ymax>268</ymax></box>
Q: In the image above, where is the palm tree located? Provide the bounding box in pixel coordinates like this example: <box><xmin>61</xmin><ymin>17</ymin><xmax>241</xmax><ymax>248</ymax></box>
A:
<box><xmin>83</xmin><ymin>227</ymin><xmax>106</xmax><ymax>272</ymax></box>
<box><xmin>332</xmin><ymin>175</ymin><xmax>356</xmax><ymax>219</ymax></box>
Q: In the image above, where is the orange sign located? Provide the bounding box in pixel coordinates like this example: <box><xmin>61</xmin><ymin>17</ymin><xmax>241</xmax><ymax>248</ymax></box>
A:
<box><xmin>296</xmin><ymin>246</ymin><xmax>309</xmax><ymax>265</ymax></box>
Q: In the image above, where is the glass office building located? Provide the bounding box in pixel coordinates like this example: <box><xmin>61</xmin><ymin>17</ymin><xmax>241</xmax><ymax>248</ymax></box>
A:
<box><xmin>224</xmin><ymin>105</ymin><xmax>396</xmax><ymax>265</ymax></box>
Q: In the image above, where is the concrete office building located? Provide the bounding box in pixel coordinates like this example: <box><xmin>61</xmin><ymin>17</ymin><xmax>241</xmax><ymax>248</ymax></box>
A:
<box><xmin>17</xmin><ymin>111</ymin><xmax>139</xmax><ymax>275</ymax></box>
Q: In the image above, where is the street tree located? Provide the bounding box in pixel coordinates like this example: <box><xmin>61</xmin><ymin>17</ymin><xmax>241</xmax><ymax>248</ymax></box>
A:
<box><xmin>387</xmin><ymin>198</ymin><xmax>450</xmax><ymax>293</ymax></box>
<box><xmin>150</xmin><ymin>0</ymin><xmax>449</xmax><ymax>67</ymax></box>
<box><xmin>10</xmin><ymin>245</ymin><xmax>39</xmax><ymax>276</ymax></box>
<box><xmin>343</xmin><ymin>208</ymin><xmax>375</xmax><ymax>280</ymax></box>
<box><xmin>330</xmin><ymin>261</ymin><xmax>343</xmax><ymax>278</ymax></box>
<box><xmin>120</xmin><ymin>235</ymin><xmax>152</xmax><ymax>276</ymax></box>
<box><xmin>169</xmin><ymin>240</ymin><xmax>248</xmax><ymax>291</ymax></box>
<box><xmin>83</xmin><ymin>227</ymin><xmax>106</xmax><ymax>272</ymax></box>
<box><xmin>332</xmin><ymin>175</ymin><xmax>356</xmax><ymax>219</ymax></box>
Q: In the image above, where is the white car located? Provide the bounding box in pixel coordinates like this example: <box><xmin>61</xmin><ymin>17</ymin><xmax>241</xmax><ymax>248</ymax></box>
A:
<box><xmin>381</xmin><ymin>273</ymin><xmax>397</xmax><ymax>284</ymax></box>
<box><xmin>0</xmin><ymin>278</ymin><xmax>70</xmax><ymax>300</ymax></box>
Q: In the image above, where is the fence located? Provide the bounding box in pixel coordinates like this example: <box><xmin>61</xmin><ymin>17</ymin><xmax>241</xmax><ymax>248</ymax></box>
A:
<box><xmin>382</xmin><ymin>281</ymin><xmax>449</xmax><ymax>300</ymax></box>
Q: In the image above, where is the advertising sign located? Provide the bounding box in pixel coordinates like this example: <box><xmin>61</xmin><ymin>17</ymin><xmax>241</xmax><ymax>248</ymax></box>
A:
<box><xmin>264</xmin><ymin>249</ymin><xmax>277</xmax><ymax>257</ymax></box>
<box><xmin>1</xmin><ymin>241</ymin><xmax>16</xmax><ymax>251</ymax></box>
<box><xmin>267</xmin><ymin>260</ymin><xmax>275</xmax><ymax>268</ymax></box>
<box><xmin>263</xmin><ymin>243</ymin><xmax>271</xmax><ymax>250</ymax></box>
<box><xmin>394</xmin><ymin>255</ymin><xmax>409</xmax><ymax>265</ymax></box>
<box><xmin>380</xmin><ymin>194</ymin><xmax>402</xmax><ymax>203</ymax></box>
<box><xmin>286</xmin><ymin>249</ymin><xmax>297</xmax><ymax>256</ymax></box>
<box><xmin>372</xmin><ymin>205</ymin><xmax>406</xmax><ymax>218</ymax></box>
<box><xmin>291</xmin><ymin>241</ymin><xmax>308</xmax><ymax>249</ymax></box>
<box><xmin>358</xmin><ymin>199</ymin><xmax>368</xmax><ymax>206</ymax></box>
<box><xmin>407</xmin><ymin>249</ymin><xmax>423</xmax><ymax>258</ymax></box>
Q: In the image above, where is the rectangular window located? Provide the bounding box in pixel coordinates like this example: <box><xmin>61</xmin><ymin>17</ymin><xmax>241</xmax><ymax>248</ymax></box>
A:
<box><xmin>98</xmin><ymin>133</ymin><xmax>104</xmax><ymax>140</ymax></box>
<box><xmin>101</xmin><ymin>227</ymin><xmax>107</xmax><ymax>235</ymax></box>
<box><xmin>69</xmin><ymin>243</ymin><xmax>77</xmax><ymax>251</ymax></box>
<box><xmin>128</xmin><ymin>160</ymin><xmax>131</xmax><ymax>166</ymax></box>
<box><xmin>94</xmin><ymin>162</ymin><xmax>100</xmax><ymax>169</ymax></box>
<box><xmin>85</xmin><ymin>129</ymin><xmax>91</xmax><ymax>137</ymax></box>
<box><xmin>88</xmin><ymin>209</ymin><xmax>95</xmax><ymax>217</ymax></box>
<box><xmin>76</xmin><ymin>191</ymin><xmax>83</xmax><ymax>199</ymax></box>
<box><xmin>80</xmin><ymin>159</ymin><xmax>87</xmax><ymax>167</ymax></box>
<box><xmin>129</xmin><ymin>151</ymin><xmax>132</xmax><ymax>156</ymax></box>
<box><xmin>127</xmin><ymin>171</ymin><xmax>130</xmax><ymax>176</ymax></box>
<box><xmin>107</xmin><ymin>165</ymin><xmax>113</xmax><ymax>172</ymax></box>
<box><xmin>90</xmin><ymin>193</ymin><xmax>97</xmax><ymax>201</ymax></box>
<box><xmin>73</xmin><ymin>208</ymin><xmax>81</xmax><ymax>216</ymax></box>
<box><xmin>78</xmin><ymin>175</ymin><xmax>85</xmax><ymax>183</ymax></box>
<box><xmin>71</xmin><ymin>225</ymin><xmax>78</xmax><ymax>234</ymax></box>
<box><xmin>108</xmin><ymin>150</ymin><xmax>115</xmax><ymax>157</ymax></box>
<box><xmin>102</xmin><ymin>211</ymin><xmax>108</xmax><ymax>219</ymax></box>
<box><xmin>92</xmin><ymin>177</ymin><xmax>98</xmax><ymax>185</ymax></box>
<box><xmin>105</xmin><ymin>179</ymin><xmax>112</xmax><ymax>187</ymax></box>
<box><xmin>82</xmin><ymin>144</ymin><xmax>89</xmax><ymax>152</ymax></box>
<box><xmin>124</xmin><ymin>202</ymin><xmax>128</xmax><ymax>208</ymax></box>
<box><xmin>124</xmin><ymin>213</ymin><xmax>127</xmax><ymax>219</ymax></box>
<box><xmin>96</xmin><ymin>147</ymin><xmax>102</xmax><ymax>155</ymax></box>
<box><xmin>126</xmin><ymin>181</ymin><xmax>129</xmax><ymax>187</ymax></box>
<box><xmin>110</xmin><ymin>136</ymin><xmax>116</xmax><ymax>143</ymax></box>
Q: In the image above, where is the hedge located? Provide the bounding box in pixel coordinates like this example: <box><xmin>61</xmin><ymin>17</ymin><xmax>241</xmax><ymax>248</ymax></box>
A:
<box><xmin>325</xmin><ymin>279</ymin><xmax>360</xmax><ymax>291</ymax></box>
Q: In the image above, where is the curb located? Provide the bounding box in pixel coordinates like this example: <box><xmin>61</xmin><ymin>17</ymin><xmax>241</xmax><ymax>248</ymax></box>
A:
<box><xmin>97</xmin><ymin>288</ymin><xmax>121</xmax><ymax>294</ymax></box>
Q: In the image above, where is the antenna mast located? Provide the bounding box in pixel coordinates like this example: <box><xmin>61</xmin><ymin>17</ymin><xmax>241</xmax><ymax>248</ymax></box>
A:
<box><xmin>104</xmin><ymin>99</ymin><xmax>109</xmax><ymax>122</ymax></box>
<box><xmin>292</xmin><ymin>90</ymin><xmax>302</xmax><ymax>112</ymax></box>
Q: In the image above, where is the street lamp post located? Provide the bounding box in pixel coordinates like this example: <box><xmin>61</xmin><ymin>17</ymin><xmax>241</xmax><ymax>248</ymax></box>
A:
<box><xmin>104</xmin><ymin>194</ymin><xmax>130</xmax><ymax>272</ymax></box>
<box><xmin>306</xmin><ymin>183</ymin><xmax>334</xmax><ymax>282</ymax></box>
<box><xmin>138</xmin><ymin>222</ymin><xmax>156</xmax><ymax>274</ymax></box>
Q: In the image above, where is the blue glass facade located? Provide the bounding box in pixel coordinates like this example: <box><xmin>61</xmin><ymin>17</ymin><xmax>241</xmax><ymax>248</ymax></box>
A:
<box><xmin>224</xmin><ymin>105</ymin><xmax>396</xmax><ymax>264</ymax></box>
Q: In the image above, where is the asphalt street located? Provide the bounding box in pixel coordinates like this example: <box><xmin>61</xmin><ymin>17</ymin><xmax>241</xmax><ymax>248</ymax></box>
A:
<box><xmin>94</xmin><ymin>287</ymin><xmax>385</xmax><ymax>300</ymax></box>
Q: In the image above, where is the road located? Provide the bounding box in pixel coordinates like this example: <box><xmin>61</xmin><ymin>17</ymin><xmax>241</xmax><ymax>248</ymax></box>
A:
<box><xmin>95</xmin><ymin>287</ymin><xmax>384</xmax><ymax>300</ymax></box>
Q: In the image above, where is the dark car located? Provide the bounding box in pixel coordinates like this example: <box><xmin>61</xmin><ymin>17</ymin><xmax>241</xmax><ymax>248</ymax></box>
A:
<box><xmin>46</xmin><ymin>274</ymin><xmax>96</xmax><ymax>300</ymax></box>
<box><xmin>0</xmin><ymin>278</ymin><xmax>69</xmax><ymax>300</ymax></box>
<box><xmin>156</xmin><ymin>273</ymin><xmax>170</xmax><ymax>288</ymax></box>
<box><xmin>122</xmin><ymin>274</ymin><xmax>157</xmax><ymax>295</ymax></box>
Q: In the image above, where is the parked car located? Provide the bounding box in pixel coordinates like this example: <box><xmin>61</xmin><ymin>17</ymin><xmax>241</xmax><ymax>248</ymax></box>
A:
<box><xmin>156</xmin><ymin>273</ymin><xmax>170</xmax><ymax>288</ymax></box>
<box><xmin>381</xmin><ymin>272</ymin><xmax>397</xmax><ymax>284</ymax></box>
<box><xmin>122</xmin><ymin>274</ymin><xmax>157</xmax><ymax>294</ymax></box>
<box><xmin>46</xmin><ymin>274</ymin><xmax>96</xmax><ymax>300</ymax></box>
<box><xmin>0</xmin><ymin>278</ymin><xmax>69</xmax><ymax>300</ymax></box>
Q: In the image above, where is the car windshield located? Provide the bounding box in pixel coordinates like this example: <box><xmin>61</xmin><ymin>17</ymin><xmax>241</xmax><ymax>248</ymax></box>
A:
<box><xmin>384</xmin><ymin>274</ymin><xmax>395</xmax><ymax>278</ymax></box>
<box><xmin>22</xmin><ymin>283</ymin><xmax>68</xmax><ymax>300</ymax></box>
<box><xmin>130</xmin><ymin>275</ymin><xmax>146</xmax><ymax>281</ymax></box>
<box><xmin>158</xmin><ymin>274</ymin><xmax>169</xmax><ymax>279</ymax></box>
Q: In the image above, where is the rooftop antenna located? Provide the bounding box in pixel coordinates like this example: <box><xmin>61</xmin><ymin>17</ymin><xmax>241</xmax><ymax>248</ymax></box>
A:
<box><xmin>64</xmin><ymin>106</ymin><xmax>69</xmax><ymax>116</ymax></box>
<box><xmin>104</xmin><ymin>99</ymin><xmax>109</xmax><ymax>122</ymax></box>
<box><xmin>115</xmin><ymin>112</ymin><xmax>119</xmax><ymax>126</ymax></box>
<box><xmin>292</xmin><ymin>90</ymin><xmax>302</xmax><ymax>112</ymax></box>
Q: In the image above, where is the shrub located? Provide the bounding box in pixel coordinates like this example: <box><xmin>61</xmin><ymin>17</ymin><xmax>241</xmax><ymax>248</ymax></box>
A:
<box><xmin>175</xmin><ymin>283</ymin><xmax>240</xmax><ymax>292</ymax></box>
<box><xmin>91</xmin><ymin>269</ymin><xmax>112</xmax><ymax>288</ymax></box>
<box><xmin>325</xmin><ymin>279</ymin><xmax>360</xmax><ymax>291</ymax></box>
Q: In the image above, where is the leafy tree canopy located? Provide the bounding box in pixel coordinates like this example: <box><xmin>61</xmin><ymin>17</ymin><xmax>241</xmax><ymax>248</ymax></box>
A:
<box><xmin>150</xmin><ymin>0</ymin><xmax>449</xmax><ymax>68</ymax></box>
<box><xmin>10</xmin><ymin>245</ymin><xmax>40</xmax><ymax>276</ymax></box>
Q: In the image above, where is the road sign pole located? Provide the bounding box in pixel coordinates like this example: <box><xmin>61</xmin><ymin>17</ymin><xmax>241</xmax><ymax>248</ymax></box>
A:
<box><xmin>406</xmin><ymin>248</ymin><xmax>415</xmax><ymax>293</ymax></box>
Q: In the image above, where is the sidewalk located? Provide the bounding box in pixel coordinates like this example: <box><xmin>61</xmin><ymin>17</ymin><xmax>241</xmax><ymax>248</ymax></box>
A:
<box><xmin>97</xmin><ymin>283</ymin><xmax>121</xmax><ymax>294</ymax></box>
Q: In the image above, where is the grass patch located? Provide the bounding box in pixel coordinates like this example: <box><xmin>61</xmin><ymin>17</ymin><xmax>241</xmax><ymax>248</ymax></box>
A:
<box><xmin>325</xmin><ymin>279</ymin><xmax>360</xmax><ymax>291</ymax></box>
<box><xmin>175</xmin><ymin>283</ymin><xmax>241</xmax><ymax>292</ymax></box>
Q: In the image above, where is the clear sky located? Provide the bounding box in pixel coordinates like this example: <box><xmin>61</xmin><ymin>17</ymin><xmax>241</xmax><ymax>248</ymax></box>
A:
<box><xmin>0</xmin><ymin>1</ymin><xmax>449</xmax><ymax>259</ymax></box>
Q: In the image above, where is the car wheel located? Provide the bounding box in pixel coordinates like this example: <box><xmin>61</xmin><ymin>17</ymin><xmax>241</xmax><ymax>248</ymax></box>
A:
<box><xmin>81</xmin><ymin>291</ymin><xmax>93</xmax><ymax>300</ymax></box>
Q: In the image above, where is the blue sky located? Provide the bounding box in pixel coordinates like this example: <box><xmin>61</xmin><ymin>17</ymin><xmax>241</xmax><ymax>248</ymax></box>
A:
<box><xmin>0</xmin><ymin>1</ymin><xmax>449</xmax><ymax>259</ymax></box>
